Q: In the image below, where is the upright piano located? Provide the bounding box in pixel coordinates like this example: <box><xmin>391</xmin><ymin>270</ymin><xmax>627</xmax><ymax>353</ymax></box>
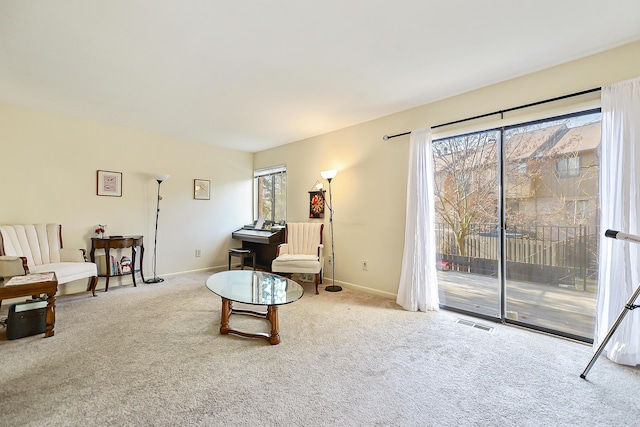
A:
<box><xmin>231</xmin><ymin>225</ymin><xmax>285</xmax><ymax>271</ymax></box>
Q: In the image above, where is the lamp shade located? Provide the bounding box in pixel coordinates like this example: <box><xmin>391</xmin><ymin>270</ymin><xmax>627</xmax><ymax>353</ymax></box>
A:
<box><xmin>153</xmin><ymin>173</ymin><xmax>170</xmax><ymax>182</ymax></box>
<box><xmin>320</xmin><ymin>170</ymin><xmax>337</xmax><ymax>180</ymax></box>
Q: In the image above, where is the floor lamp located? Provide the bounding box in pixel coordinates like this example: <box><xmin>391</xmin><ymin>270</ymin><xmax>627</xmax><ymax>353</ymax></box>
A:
<box><xmin>145</xmin><ymin>173</ymin><xmax>170</xmax><ymax>284</ymax></box>
<box><xmin>321</xmin><ymin>169</ymin><xmax>342</xmax><ymax>292</ymax></box>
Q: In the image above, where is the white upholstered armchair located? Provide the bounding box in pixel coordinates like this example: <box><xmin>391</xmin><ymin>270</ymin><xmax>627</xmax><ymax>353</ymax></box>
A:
<box><xmin>0</xmin><ymin>224</ymin><xmax>99</xmax><ymax>295</ymax></box>
<box><xmin>271</xmin><ymin>222</ymin><xmax>324</xmax><ymax>294</ymax></box>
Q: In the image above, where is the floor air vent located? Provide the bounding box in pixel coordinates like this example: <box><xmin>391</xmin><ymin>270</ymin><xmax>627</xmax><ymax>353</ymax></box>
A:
<box><xmin>456</xmin><ymin>318</ymin><xmax>494</xmax><ymax>332</ymax></box>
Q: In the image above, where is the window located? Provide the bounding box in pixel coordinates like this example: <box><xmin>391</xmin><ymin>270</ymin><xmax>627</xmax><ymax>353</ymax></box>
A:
<box><xmin>565</xmin><ymin>200</ymin><xmax>590</xmax><ymax>222</ymax></box>
<box><xmin>556</xmin><ymin>156</ymin><xmax>581</xmax><ymax>177</ymax></box>
<box><xmin>254</xmin><ymin>165</ymin><xmax>286</xmax><ymax>223</ymax></box>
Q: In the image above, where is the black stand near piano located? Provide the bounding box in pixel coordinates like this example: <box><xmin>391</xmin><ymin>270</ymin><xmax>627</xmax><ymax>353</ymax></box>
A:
<box><xmin>231</xmin><ymin>223</ymin><xmax>285</xmax><ymax>271</ymax></box>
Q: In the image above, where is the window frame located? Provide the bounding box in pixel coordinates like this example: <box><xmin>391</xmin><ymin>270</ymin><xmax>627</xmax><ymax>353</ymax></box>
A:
<box><xmin>556</xmin><ymin>156</ymin><xmax>581</xmax><ymax>178</ymax></box>
<box><xmin>432</xmin><ymin>107</ymin><xmax>601</xmax><ymax>343</ymax></box>
<box><xmin>253</xmin><ymin>164</ymin><xmax>287</xmax><ymax>223</ymax></box>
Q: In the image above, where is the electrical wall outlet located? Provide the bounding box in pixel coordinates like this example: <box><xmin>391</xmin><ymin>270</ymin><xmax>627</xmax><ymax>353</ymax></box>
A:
<box><xmin>195</xmin><ymin>249</ymin><xmax>201</xmax><ymax>257</ymax></box>
<box><xmin>362</xmin><ymin>260</ymin><xmax>368</xmax><ymax>271</ymax></box>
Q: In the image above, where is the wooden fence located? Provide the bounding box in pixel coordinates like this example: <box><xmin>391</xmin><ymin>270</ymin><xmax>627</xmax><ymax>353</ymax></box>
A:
<box><xmin>436</xmin><ymin>223</ymin><xmax>598</xmax><ymax>287</ymax></box>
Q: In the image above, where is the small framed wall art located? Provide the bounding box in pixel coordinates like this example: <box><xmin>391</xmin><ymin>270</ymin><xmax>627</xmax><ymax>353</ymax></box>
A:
<box><xmin>194</xmin><ymin>179</ymin><xmax>210</xmax><ymax>200</ymax></box>
<box><xmin>96</xmin><ymin>170</ymin><xmax>122</xmax><ymax>197</ymax></box>
<box><xmin>309</xmin><ymin>190</ymin><xmax>325</xmax><ymax>218</ymax></box>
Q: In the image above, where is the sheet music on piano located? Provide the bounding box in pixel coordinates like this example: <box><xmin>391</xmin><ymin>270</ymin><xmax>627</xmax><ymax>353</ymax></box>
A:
<box><xmin>254</xmin><ymin>215</ymin><xmax>266</xmax><ymax>230</ymax></box>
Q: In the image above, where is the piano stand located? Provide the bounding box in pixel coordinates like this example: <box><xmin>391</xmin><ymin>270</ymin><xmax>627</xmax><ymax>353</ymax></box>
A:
<box><xmin>228</xmin><ymin>248</ymin><xmax>256</xmax><ymax>270</ymax></box>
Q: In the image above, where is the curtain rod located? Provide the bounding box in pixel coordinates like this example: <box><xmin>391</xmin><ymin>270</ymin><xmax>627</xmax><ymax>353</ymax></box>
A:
<box><xmin>382</xmin><ymin>87</ymin><xmax>601</xmax><ymax>141</ymax></box>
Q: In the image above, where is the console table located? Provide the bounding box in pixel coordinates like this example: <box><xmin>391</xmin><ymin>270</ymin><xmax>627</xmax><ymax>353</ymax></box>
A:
<box><xmin>90</xmin><ymin>236</ymin><xmax>145</xmax><ymax>292</ymax></box>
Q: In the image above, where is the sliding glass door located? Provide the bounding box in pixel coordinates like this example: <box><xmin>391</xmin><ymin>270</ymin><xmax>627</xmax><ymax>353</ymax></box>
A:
<box><xmin>434</xmin><ymin>109</ymin><xmax>601</xmax><ymax>341</ymax></box>
<box><xmin>503</xmin><ymin>111</ymin><xmax>601</xmax><ymax>340</ymax></box>
<box><xmin>433</xmin><ymin>130</ymin><xmax>501</xmax><ymax>319</ymax></box>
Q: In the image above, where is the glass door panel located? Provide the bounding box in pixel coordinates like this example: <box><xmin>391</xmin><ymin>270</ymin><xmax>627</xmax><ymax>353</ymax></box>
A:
<box><xmin>433</xmin><ymin>130</ymin><xmax>501</xmax><ymax>319</ymax></box>
<box><xmin>503</xmin><ymin>111</ymin><xmax>601</xmax><ymax>339</ymax></box>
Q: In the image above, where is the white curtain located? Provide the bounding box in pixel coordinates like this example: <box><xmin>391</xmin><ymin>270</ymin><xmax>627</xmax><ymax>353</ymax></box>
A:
<box><xmin>396</xmin><ymin>128</ymin><xmax>440</xmax><ymax>311</ymax></box>
<box><xmin>595</xmin><ymin>76</ymin><xmax>640</xmax><ymax>366</ymax></box>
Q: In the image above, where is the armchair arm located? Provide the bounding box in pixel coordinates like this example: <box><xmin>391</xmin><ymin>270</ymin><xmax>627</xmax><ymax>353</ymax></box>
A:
<box><xmin>275</xmin><ymin>243</ymin><xmax>289</xmax><ymax>257</ymax></box>
<box><xmin>317</xmin><ymin>244</ymin><xmax>324</xmax><ymax>260</ymax></box>
<box><xmin>60</xmin><ymin>248</ymin><xmax>88</xmax><ymax>263</ymax></box>
<box><xmin>0</xmin><ymin>255</ymin><xmax>29</xmax><ymax>279</ymax></box>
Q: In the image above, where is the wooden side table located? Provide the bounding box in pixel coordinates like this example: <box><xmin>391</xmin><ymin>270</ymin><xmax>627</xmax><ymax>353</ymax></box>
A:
<box><xmin>0</xmin><ymin>272</ymin><xmax>58</xmax><ymax>338</ymax></box>
<box><xmin>90</xmin><ymin>236</ymin><xmax>145</xmax><ymax>292</ymax></box>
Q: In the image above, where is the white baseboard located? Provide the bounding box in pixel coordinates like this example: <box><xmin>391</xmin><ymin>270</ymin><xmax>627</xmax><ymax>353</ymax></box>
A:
<box><xmin>324</xmin><ymin>277</ymin><xmax>397</xmax><ymax>299</ymax></box>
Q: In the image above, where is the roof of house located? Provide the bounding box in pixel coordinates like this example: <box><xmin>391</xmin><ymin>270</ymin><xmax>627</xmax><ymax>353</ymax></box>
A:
<box><xmin>505</xmin><ymin>125</ymin><xmax>568</xmax><ymax>160</ymax></box>
<box><xmin>545</xmin><ymin>123</ymin><xmax>601</xmax><ymax>156</ymax></box>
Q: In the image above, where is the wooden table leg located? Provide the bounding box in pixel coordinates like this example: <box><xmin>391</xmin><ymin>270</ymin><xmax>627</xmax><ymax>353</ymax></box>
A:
<box><xmin>267</xmin><ymin>305</ymin><xmax>280</xmax><ymax>345</ymax></box>
<box><xmin>220</xmin><ymin>298</ymin><xmax>231</xmax><ymax>334</ymax></box>
<box><xmin>104</xmin><ymin>247</ymin><xmax>111</xmax><ymax>292</ymax></box>
<box><xmin>131</xmin><ymin>246</ymin><xmax>138</xmax><ymax>287</ymax></box>
<box><xmin>45</xmin><ymin>292</ymin><xmax>56</xmax><ymax>338</ymax></box>
<box><xmin>90</xmin><ymin>276</ymin><xmax>98</xmax><ymax>297</ymax></box>
<box><xmin>139</xmin><ymin>242</ymin><xmax>146</xmax><ymax>283</ymax></box>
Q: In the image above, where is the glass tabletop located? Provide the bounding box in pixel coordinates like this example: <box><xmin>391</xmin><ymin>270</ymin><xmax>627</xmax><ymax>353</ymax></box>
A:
<box><xmin>205</xmin><ymin>270</ymin><xmax>304</xmax><ymax>306</ymax></box>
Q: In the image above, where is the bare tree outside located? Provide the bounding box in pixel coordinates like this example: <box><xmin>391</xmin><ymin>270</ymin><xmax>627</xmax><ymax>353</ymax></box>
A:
<box><xmin>434</xmin><ymin>112</ymin><xmax>601</xmax><ymax>257</ymax></box>
<box><xmin>433</xmin><ymin>130</ymin><xmax>499</xmax><ymax>256</ymax></box>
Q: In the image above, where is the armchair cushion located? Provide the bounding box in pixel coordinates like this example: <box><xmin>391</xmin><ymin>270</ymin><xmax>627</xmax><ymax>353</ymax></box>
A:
<box><xmin>275</xmin><ymin>254</ymin><xmax>318</xmax><ymax>262</ymax></box>
<box><xmin>272</xmin><ymin>254</ymin><xmax>320</xmax><ymax>272</ymax></box>
<box><xmin>30</xmin><ymin>262</ymin><xmax>97</xmax><ymax>283</ymax></box>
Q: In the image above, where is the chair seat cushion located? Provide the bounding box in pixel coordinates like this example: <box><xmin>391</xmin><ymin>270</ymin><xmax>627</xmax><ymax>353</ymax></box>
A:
<box><xmin>275</xmin><ymin>254</ymin><xmax>317</xmax><ymax>262</ymax></box>
<box><xmin>31</xmin><ymin>262</ymin><xmax>98</xmax><ymax>285</ymax></box>
<box><xmin>272</xmin><ymin>254</ymin><xmax>320</xmax><ymax>274</ymax></box>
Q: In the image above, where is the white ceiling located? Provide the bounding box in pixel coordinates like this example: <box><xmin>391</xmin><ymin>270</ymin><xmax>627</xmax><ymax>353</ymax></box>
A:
<box><xmin>1</xmin><ymin>2</ymin><xmax>639</xmax><ymax>153</ymax></box>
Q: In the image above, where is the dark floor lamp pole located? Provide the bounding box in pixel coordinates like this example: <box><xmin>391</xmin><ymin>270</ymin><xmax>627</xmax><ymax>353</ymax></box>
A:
<box><xmin>321</xmin><ymin>169</ymin><xmax>342</xmax><ymax>292</ymax></box>
<box><xmin>145</xmin><ymin>174</ymin><xmax>169</xmax><ymax>284</ymax></box>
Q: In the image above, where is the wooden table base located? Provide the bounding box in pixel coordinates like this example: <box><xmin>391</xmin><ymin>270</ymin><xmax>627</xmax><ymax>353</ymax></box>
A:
<box><xmin>219</xmin><ymin>298</ymin><xmax>281</xmax><ymax>345</ymax></box>
<box><xmin>44</xmin><ymin>293</ymin><xmax>56</xmax><ymax>337</ymax></box>
<box><xmin>0</xmin><ymin>274</ymin><xmax>58</xmax><ymax>338</ymax></box>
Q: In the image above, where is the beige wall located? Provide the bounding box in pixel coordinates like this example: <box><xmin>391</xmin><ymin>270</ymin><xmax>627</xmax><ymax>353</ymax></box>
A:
<box><xmin>0</xmin><ymin>104</ymin><xmax>253</xmax><ymax>294</ymax></box>
<box><xmin>254</xmin><ymin>40</ymin><xmax>640</xmax><ymax>298</ymax></box>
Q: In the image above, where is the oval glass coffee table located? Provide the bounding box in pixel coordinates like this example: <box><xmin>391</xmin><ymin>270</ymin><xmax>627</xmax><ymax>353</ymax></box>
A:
<box><xmin>205</xmin><ymin>270</ymin><xmax>304</xmax><ymax>345</ymax></box>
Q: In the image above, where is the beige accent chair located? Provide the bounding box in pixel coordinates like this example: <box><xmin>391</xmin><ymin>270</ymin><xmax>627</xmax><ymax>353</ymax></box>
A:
<box><xmin>0</xmin><ymin>224</ymin><xmax>99</xmax><ymax>296</ymax></box>
<box><xmin>271</xmin><ymin>222</ymin><xmax>324</xmax><ymax>294</ymax></box>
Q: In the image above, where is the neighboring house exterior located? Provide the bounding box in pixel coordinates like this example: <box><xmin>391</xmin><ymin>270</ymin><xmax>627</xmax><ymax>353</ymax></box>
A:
<box><xmin>434</xmin><ymin>119</ymin><xmax>601</xmax><ymax>232</ymax></box>
<box><xmin>507</xmin><ymin>122</ymin><xmax>600</xmax><ymax>228</ymax></box>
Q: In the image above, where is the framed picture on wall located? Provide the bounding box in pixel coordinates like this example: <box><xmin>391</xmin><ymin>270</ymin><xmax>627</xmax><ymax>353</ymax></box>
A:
<box><xmin>309</xmin><ymin>191</ymin><xmax>325</xmax><ymax>218</ymax></box>
<box><xmin>194</xmin><ymin>179</ymin><xmax>210</xmax><ymax>200</ymax></box>
<box><xmin>96</xmin><ymin>170</ymin><xmax>122</xmax><ymax>197</ymax></box>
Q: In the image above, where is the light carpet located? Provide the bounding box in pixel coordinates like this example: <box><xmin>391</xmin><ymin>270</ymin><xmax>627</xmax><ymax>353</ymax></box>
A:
<box><xmin>1</xmin><ymin>272</ymin><xmax>639</xmax><ymax>426</ymax></box>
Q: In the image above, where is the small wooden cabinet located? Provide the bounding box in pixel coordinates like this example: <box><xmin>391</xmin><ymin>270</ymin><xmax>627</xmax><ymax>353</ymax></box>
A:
<box><xmin>90</xmin><ymin>236</ymin><xmax>145</xmax><ymax>292</ymax></box>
